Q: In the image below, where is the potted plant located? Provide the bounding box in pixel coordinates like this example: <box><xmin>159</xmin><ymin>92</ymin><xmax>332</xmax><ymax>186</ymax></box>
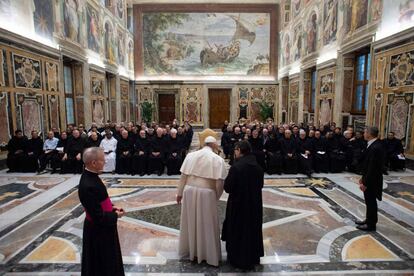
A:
<box><xmin>259</xmin><ymin>102</ymin><xmax>273</xmax><ymax>122</ymax></box>
<box><xmin>140</xmin><ymin>101</ymin><xmax>154</xmax><ymax>123</ymax></box>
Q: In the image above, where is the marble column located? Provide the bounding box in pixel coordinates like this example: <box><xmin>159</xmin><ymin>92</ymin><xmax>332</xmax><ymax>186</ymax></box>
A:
<box><xmin>298</xmin><ymin>70</ymin><xmax>305</xmax><ymax>124</ymax></box>
<box><xmin>334</xmin><ymin>53</ymin><xmax>344</xmax><ymax>127</ymax></box>
<box><xmin>82</xmin><ymin>62</ymin><xmax>92</xmax><ymax>127</ymax></box>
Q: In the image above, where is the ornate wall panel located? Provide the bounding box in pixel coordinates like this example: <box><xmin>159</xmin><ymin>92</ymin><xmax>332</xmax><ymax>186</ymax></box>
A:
<box><xmin>342</xmin><ymin>69</ymin><xmax>354</xmax><ymax>113</ymax></box>
<box><xmin>316</xmin><ymin>66</ymin><xmax>335</xmax><ymax>127</ymax></box>
<box><xmin>15</xmin><ymin>93</ymin><xmax>44</xmax><ymax>137</ymax></box>
<box><xmin>90</xmin><ymin>71</ymin><xmax>107</xmax><ymax>126</ymax></box>
<box><xmin>236</xmin><ymin>85</ymin><xmax>277</xmax><ymax>122</ymax></box>
<box><xmin>238</xmin><ymin>87</ymin><xmax>249</xmax><ymax>120</ymax></box>
<box><xmin>373</xmin><ymin>93</ymin><xmax>383</xmax><ymax>129</ymax></box>
<box><xmin>136</xmin><ymin>86</ymin><xmax>155</xmax><ymax>123</ymax></box>
<box><xmin>181</xmin><ymin>86</ymin><xmax>203</xmax><ymax>125</ymax></box>
<box><xmin>0</xmin><ymin>50</ymin><xmax>4</xmax><ymax>86</ymax></box>
<box><xmin>12</xmin><ymin>54</ymin><xmax>42</xmax><ymax>90</ymax></box>
<box><xmin>370</xmin><ymin>41</ymin><xmax>414</xmax><ymax>154</ymax></box>
<box><xmin>120</xmin><ymin>80</ymin><xmax>130</xmax><ymax>123</ymax></box>
<box><xmin>0</xmin><ymin>92</ymin><xmax>11</xmax><ymax>144</ymax></box>
<box><xmin>45</xmin><ymin>62</ymin><xmax>59</xmax><ymax>92</ymax></box>
<box><xmin>386</xmin><ymin>93</ymin><xmax>413</xmax><ymax>148</ymax></box>
<box><xmin>47</xmin><ymin>95</ymin><xmax>60</xmax><ymax>130</ymax></box>
<box><xmin>288</xmin><ymin>78</ymin><xmax>299</xmax><ymax>124</ymax></box>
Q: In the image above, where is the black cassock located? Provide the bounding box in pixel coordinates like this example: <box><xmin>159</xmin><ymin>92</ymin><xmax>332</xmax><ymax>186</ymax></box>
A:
<box><xmin>312</xmin><ymin>137</ymin><xmax>329</xmax><ymax>173</ymax></box>
<box><xmin>166</xmin><ymin>136</ymin><xmax>183</xmax><ymax>175</ymax></box>
<box><xmin>297</xmin><ymin>137</ymin><xmax>313</xmax><ymax>176</ymax></box>
<box><xmin>78</xmin><ymin>170</ymin><xmax>124</xmax><ymax>276</ymax></box>
<box><xmin>228</xmin><ymin>133</ymin><xmax>243</xmax><ymax>165</ymax></box>
<box><xmin>25</xmin><ymin>137</ymin><xmax>43</xmax><ymax>172</ymax></box>
<box><xmin>61</xmin><ymin>136</ymin><xmax>85</xmax><ymax>173</ymax></box>
<box><xmin>222</xmin><ymin>154</ymin><xmax>264</xmax><ymax>269</ymax></box>
<box><xmin>131</xmin><ymin>137</ymin><xmax>149</xmax><ymax>175</ymax></box>
<box><xmin>85</xmin><ymin>138</ymin><xmax>101</xmax><ymax>148</ymax></box>
<box><xmin>148</xmin><ymin>136</ymin><xmax>167</xmax><ymax>174</ymax></box>
<box><xmin>53</xmin><ymin>138</ymin><xmax>68</xmax><ymax>172</ymax></box>
<box><xmin>264</xmin><ymin>136</ymin><xmax>283</xmax><ymax>175</ymax></box>
<box><xmin>221</xmin><ymin>131</ymin><xmax>232</xmax><ymax>158</ymax></box>
<box><xmin>249</xmin><ymin>136</ymin><xmax>266</xmax><ymax>170</ymax></box>
<box><xmin>384</xmin><ymin>138</ymin><xmax>405</xmax><ymax>171</ymax></box>
<box><xmin>116</xmin><ymin>137</ymin><xmax>133</xmax><ymax>174</ymax></box>
<box><xmin>361</xmin><ymin>139</ymin><xmax>385</xmax><ymax>228</ymax></box>
<box><xmin>349</xmin><ymin>137</ymin><xmax>366</xmax><ymax>173</ymax></box>
<box><xmin>280</xmin><ymin>137</ymin><xmax>298</xmax><ymax>174</ymax></box>
<box><xmin>327</xmin><ymin>134</ymin><xmax>346</xmax><ymax>173</ymax></box>
<box><xmin>6</xmin><ymin>135</ymin><xmax>28</xmax><ymax>172</ymax></box>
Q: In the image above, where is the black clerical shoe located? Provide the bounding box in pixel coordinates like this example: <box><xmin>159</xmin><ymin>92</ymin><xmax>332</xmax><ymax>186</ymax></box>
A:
<box><xmin>356</xmin><ymin>224</ymin><xmax>376</xmax><ymax>231</ymax></box>
<box><xmin>354</xmin><ymin>220</ymin><xmax>366</xmax><ymax>225</ymax></box>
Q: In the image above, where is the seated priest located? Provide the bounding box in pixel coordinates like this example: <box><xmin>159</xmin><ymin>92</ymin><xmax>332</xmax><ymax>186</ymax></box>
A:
<box><xmin>229</xmin><ymin>127</ymin><xmax>243</xmax><ymax>165</ymax></box>
<box><xmin>6</xmin><ymin>129</ymin><xmax>27</xmax><ymax>173</ymax></box>
<box><xmin>327</xmin><ymin>130</ymin><xmax>346</xmax><ymax>173</ymax></box>
<box><xmin>100</xmin><ymin>129</ymin><xmax>117</xmax><ymax>173</ymax></box>
<box><xmin>61</xmin><ymin>129</ymin><xmax>85</xmax><ymax>174</ymax></box>
<box><xmin>39</xmin><ymin>130</ymin><xmax>59</xmax><ymax>173</ymax></box>
<box><xmin>384</xmin><ymin>132</ymin><xmax>405</xmax><ymax>171</ymax></box>
<box><xmin>85</xmin><ymin>131</ymin><xmax>101</xmax><ymax>148</ymax></box>
<box><xmin>349</xmin><ymin>131</ymin><xmax>366</xmax><ymax>174</ymax></box>
<box><xmin>52</xmin><ymin>131</ymin><xmax>68</xmax><ymax>173</ymax></box>
<box><xmin>221</xmin><ymin>126</ymin><xmax>233</xmax><ymax>159</ymax></box>
<box><xmin>115</xmin><ymin>130</ymin><xmax>133</xmax><ymax>174</ymax></box>
<box><xmin>263</xmin><ymin>130</ymin><xmax>282</xmax><ymax>175</ymax></box>
<box><xmin>25</xmin><ymin>130</ymin><xmax>43</xmax><ymax>172</ymax></box>
<box><xmin>312</xmin><ymin>130</ymin><xmax>329</xmax><ymax>173</ymax></box>
<box><xmin>131</xmin><ymin>129</ymin><xmax>149</xmax><ymax>176</ymax></box>
<box><xmin>280</xmin><ymin>129</ymin><xmax>298</xmax><ymax>174</ymax></box>
<box><xmin>166</xmin><ymin>128</ymin><xmax>184</xmax><ymax>175</ymax></box>
<box><xmin>148</xmin><ymin>127</ymin><xmax>166</xmax><ymax>176</ymax></box>
<box><xmin>249</xmin><ymin>129</ymin><xmax>266</xmax><ymax>170</ymax></box>
<box><xmin>297</xmin><ymin>129</ymin><xmax>313</xmax><ymax>177</ymax></box>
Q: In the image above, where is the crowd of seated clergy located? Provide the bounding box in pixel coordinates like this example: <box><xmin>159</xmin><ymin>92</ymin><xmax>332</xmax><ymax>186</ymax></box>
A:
<box><xmin>5</xmin><ymin>119</ymin><xmax>194</xmax><ymax>175</ymax></box>
<box><xmin>221</xmin><ymin>120</ymin><xmax>406</xmax><ymax>177</ymax></box>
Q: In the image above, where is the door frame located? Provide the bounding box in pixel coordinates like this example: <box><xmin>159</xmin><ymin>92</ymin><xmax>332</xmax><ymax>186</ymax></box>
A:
<box><xmin>208</xmin><ymin>88</ymin><xmax>231</xmax><ymax>129</ymax></box>
<box><xmin>154</xmin><ymin>89</ymin><xmax>180</xmax><ymax>124</ymax></box>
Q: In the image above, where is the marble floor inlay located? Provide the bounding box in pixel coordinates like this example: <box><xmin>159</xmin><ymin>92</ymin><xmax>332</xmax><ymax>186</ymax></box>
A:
<box><xmin>0</xmin><ymin>169</ymin><xmax>413</xmax><ymax>274</ymax></box>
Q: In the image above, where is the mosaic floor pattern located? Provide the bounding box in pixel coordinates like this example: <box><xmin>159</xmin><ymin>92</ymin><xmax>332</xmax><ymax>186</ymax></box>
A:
<box><xmin>0</xmin><ymin>170</ymin><xmax>413</xmax><ymax>275</ymax></box>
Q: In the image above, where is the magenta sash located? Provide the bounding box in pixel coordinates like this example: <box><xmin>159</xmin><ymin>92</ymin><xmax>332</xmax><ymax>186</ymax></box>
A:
<box><xmin>85</xmin><ymin>197</ymin><xmax>113</xmax><ymax>222</ymax></box>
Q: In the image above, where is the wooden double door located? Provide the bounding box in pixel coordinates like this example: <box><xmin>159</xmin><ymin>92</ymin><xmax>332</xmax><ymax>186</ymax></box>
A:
<box><xmin>158</xmin><ymin>94</ymin><xmax>175</xmax><ymax>125</ymax></box>
<box><xmin>209</xmin><ymin>89</ymin><xmax>230</xmax><ymax>129</ymax></box>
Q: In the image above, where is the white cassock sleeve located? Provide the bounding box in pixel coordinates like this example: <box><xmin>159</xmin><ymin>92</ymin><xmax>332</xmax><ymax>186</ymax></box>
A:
<box><xmin>177</xmin><ymin>174</ymin><xmax>188</xmax><ymax>197</ymax></box>
<box><xmin>215</xmin><ymin>179</ymin><xmax>224</xmax><ymax>200</ymax></box>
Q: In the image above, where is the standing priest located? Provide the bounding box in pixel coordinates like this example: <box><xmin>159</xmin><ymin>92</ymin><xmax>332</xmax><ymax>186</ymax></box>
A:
<box><xmin>78</xmin><ymin>147</ymin><xmax>125</xmax><ymax>275</ymax></box>
<box><xmin>222</xmin><ymin>140</ymin><xmax>264</xmax><ymax>270</ymax></box>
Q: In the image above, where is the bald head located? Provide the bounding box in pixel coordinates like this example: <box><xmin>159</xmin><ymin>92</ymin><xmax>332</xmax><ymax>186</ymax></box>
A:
<box><xmin>83</xmin><ymin>147</ymin><xmax>104</xmax><ymax>165</ymax></box>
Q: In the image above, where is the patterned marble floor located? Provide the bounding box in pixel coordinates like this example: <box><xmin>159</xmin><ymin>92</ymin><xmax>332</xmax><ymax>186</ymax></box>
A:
<box><xmin>0</xmin><ymin>169</ymin><xmax>413</xmax><ymax>275</ymax></box>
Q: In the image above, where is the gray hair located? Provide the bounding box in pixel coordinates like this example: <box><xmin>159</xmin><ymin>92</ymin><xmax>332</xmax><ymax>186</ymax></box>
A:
<box><xmin>365</xmin><ymin>126</ymin><xmax>379</xmax><ymax>138</ymax></box>
<box><xmin>170</xmin><ymin>128</ymin><xmax>177</xmax><ymax>134</ymax></box>
<box><xmin>83</xmin><ymin>147</ymin><xmax>104</xmax><ymax>165</ymax></box>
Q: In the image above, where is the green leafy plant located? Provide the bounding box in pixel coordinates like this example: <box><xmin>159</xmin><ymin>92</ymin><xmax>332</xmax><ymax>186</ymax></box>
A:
<box><xmin>140</xmin><ymin>101</ymin><xmax>154</xmax><ymax>123</ymax></box>
<box><xmin>259</xmin><ymin>102</ymin><xmax>273</xmax><ymax>121</ymax></box>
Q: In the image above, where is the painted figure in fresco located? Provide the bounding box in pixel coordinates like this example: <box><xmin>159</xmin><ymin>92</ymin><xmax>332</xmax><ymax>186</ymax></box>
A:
<box><xmin>319</xmin><ymin>98</ymin><xmax>331</xmax><ymax>126</ymax></box>
<box><xmin>88</xmin><ymin>7</ymin><xmax>100</xmax><ymax>52</ymax></box>
<box><xmin>105</xmin><ymin>22</ymin><xmax>116</xmax><ymax>63</ymax></box>
<box><xmin>323</xmin><ymin>0</ymin><xmax>337</xmax><ymax>45</ymax></box>
<box><xmin>399</xmin><ymin>0</ymin><xmax>414</xmax><ymax>23</ymax></box>
<box><xmin>350</xmin><ymin>0</ymin><xmax>368</xmax><ymax>32</ymax></box>
<box><xmin>307</xmin><ymin>13</ymin><xmax>317</xmax><ymax>54</ymax></box>
<box><xmin>292</xmin><ymin>0</ymin><xmax>301</xmax><ymax>16</ymax></box>
<box><xmin>293</xmin><ymin>26</ymin><xmax>302</xmax><ymax>61</ymax></box>
<box><xmin>128</xmin><ymin>40</ymin><xmax>133</xmax><ymax>71</ymax></box>
<box><xmin>93</xmin><ymin>100</ymin><xmax>104</xmax><ymax>125</ymax></box>
<box><xmin>370</xmin><ymin>0</ymin><xmax>383</xmax><ymax>21</ymax></box>
<box><xmin>118</xmin><ymin>32</ymin><xmax>126</xmax><ymax>66</ymax></box>
<box><xmin>200</xmin><ymin>15</ymin><xmax>255</xmax><ymax>66</ymax></box>
<box><xmin>117</xmin><ymin>0</ymin><xmax>124</xmax><ymax>19</ymax></box>
<box><xmin>283</xmin><ymin>35</ymin><xmax>290</xmax><ymax>66</ymax></box>
<box><xmin>64</xmin><ymin>0</ymin><xmax>80</xmax><ymax>42</ymax></box>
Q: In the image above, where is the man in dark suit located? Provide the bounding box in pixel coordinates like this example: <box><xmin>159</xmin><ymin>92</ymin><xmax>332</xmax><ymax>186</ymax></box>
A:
<box><xmin>356</xmin><ymin>126</ymin><xmax>385</xmax><ymax>232</ymax></box>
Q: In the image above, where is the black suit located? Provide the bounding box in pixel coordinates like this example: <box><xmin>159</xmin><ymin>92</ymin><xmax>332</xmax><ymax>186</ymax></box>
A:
<box><xmin>361</xmin><ymin>139</ymin><xmax>385</xmax><ymax>227</ymax></box>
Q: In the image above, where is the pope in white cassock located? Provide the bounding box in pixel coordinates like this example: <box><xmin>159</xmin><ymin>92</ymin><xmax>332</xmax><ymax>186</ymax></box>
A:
<box><xmin>177</xmin><ymin>136</ymin><xmax>228</xmax><ymax>267</ymax></box>
<box><xmin>99</xmin><ymin>130</ymin><xmax>117</xmax><ymax>173</ymax></box>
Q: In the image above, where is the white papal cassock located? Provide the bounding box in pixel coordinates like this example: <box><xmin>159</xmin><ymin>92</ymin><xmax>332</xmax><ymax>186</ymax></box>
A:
<box><xmin>177</xmin><ymin>145</ymin><xmax>228</xmax><ymax>266</ymax></box>
<box><xmin>99</xmin><ymin>137</ymin><xmax>117</xmax><ymax>172</ymax></box>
